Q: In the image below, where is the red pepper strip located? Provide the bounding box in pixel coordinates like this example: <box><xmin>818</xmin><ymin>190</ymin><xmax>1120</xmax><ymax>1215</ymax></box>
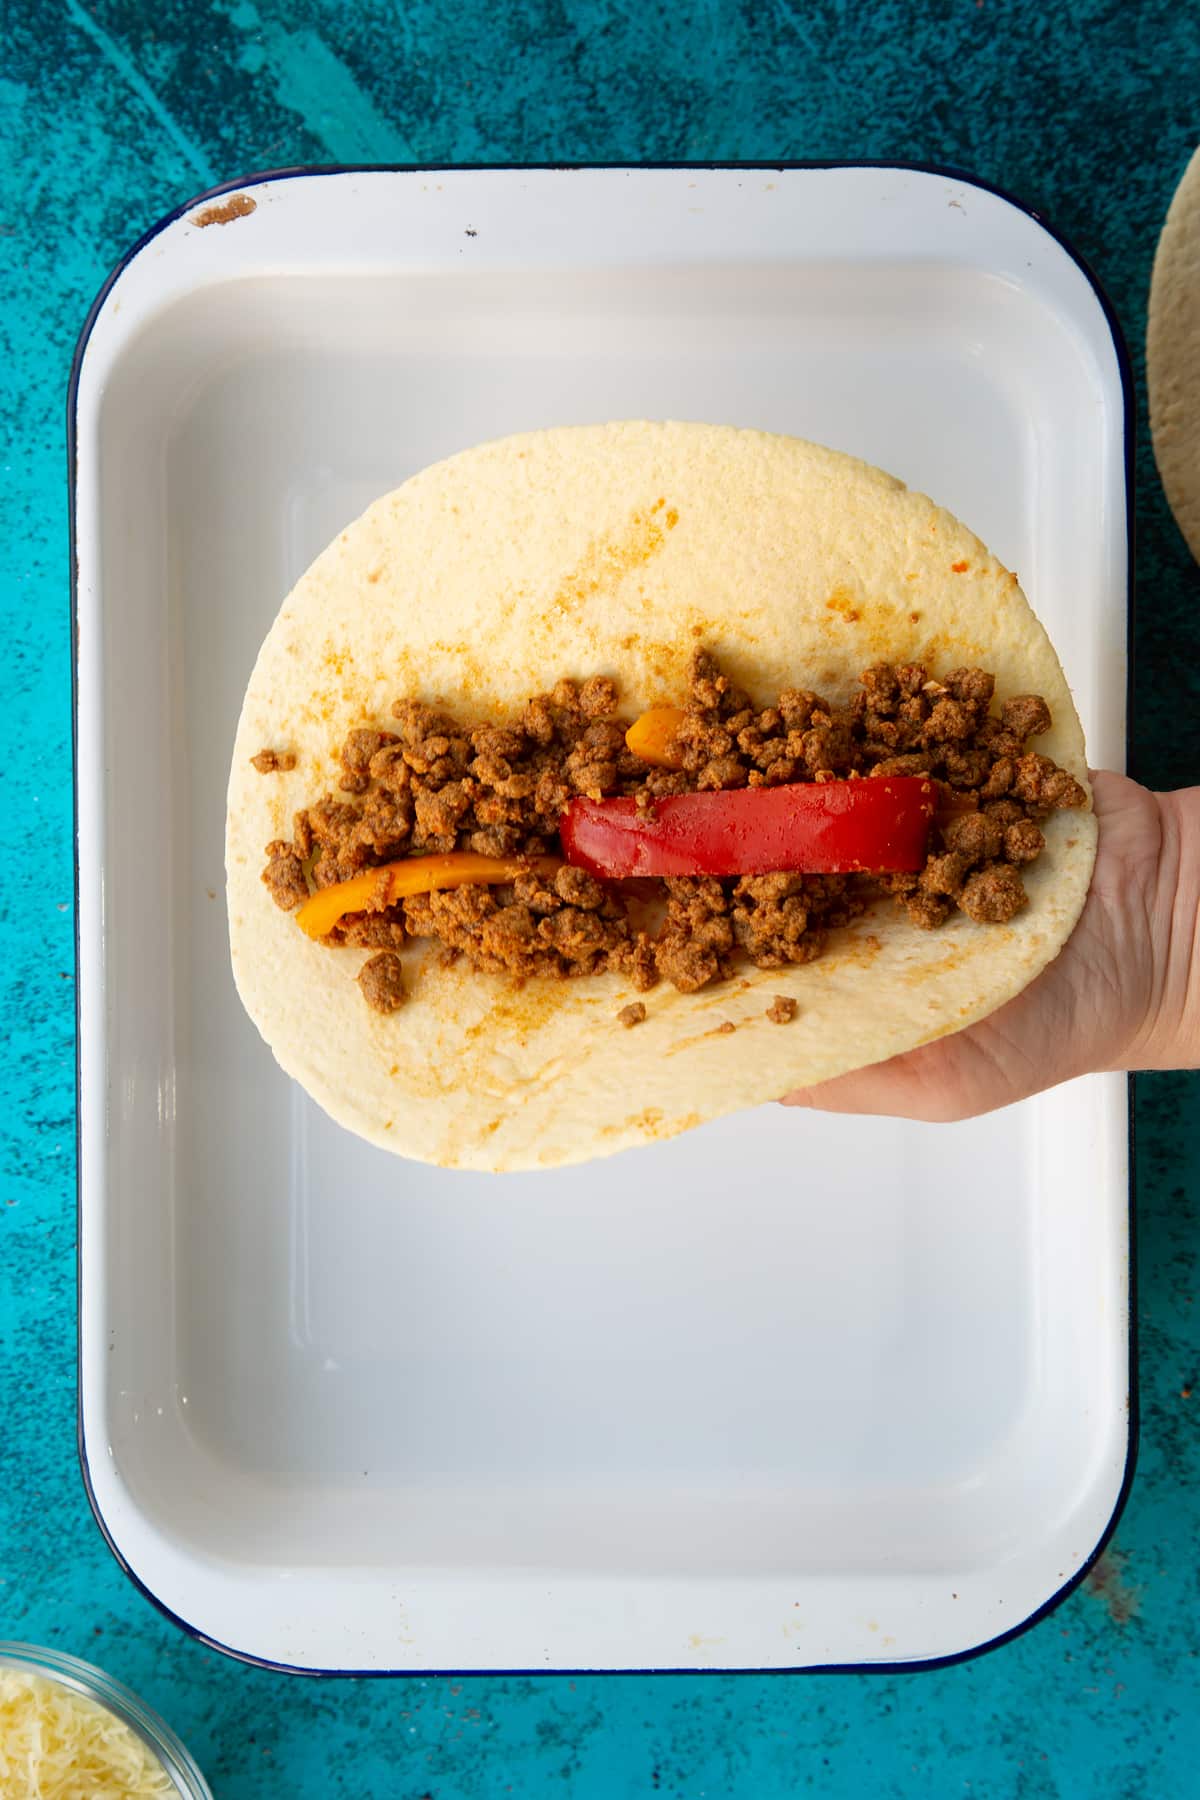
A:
<box><xmin>559</xmin><ymin>778</ymin><xmax>937</xmax><ymax>879</ymax></box>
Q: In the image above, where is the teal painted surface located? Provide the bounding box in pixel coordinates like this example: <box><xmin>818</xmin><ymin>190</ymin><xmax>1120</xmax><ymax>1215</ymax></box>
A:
<box><xmin>2</xmin><ymin>0</ymin><xmax>1198</xmax><ymax>1793</ymax></box>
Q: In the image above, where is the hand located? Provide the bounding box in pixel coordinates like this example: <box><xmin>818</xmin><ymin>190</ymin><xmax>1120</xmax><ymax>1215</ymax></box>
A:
<box><xmin>781</xmin><ymin>771</ymin><xmax>1199</xmax><ymax>1121</ymax></box>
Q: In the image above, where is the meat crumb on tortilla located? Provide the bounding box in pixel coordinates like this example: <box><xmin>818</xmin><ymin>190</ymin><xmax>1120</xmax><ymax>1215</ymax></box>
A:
<box><xmin>357</xmin><ymin>950</ymin><xmax>406</xmax><ymax>1013</ymax></box>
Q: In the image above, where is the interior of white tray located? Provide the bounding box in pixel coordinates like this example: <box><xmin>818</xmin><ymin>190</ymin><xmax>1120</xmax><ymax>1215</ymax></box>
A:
<box><xmin>89</xmin><ymin>254</ymin><xmax>1127</xmax><ymax>1585</ymax></box>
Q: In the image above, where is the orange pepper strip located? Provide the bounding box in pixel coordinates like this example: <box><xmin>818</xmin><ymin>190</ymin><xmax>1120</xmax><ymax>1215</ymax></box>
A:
<box><xmin>625</xmin><ymin>706</ymin><xmax>687</xmax><ymax>769</ymax></box>
<box><xmin>296</xmin><ymin>852</ymin><xmax>561</xmax><ymax>941</ymax></box>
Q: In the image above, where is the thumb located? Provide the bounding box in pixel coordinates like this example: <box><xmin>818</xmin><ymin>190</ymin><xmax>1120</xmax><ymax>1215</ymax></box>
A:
<box><xmin>779</xmin><ymin>1022</ymin><xmax>1021</xmax><ymax>1122</ymax></box>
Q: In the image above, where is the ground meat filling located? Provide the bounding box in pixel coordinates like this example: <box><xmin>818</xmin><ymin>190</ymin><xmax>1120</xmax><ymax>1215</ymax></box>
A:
<box><xmin>356</xmin><ymin>950</ymin><xmax>406</xmax><ymax>1013</ymax></box>
<box><xmin>262</xmin><ymin>841</ymin><xmax>309</xmax><ymax>911</ymax></box>
<box><xmin>261</xmin><ymin>649</ymin><xmax>1086</xmax><ymax>1010</ymax></box>
<box><xmin>251</xmin><ymin>747</ymin><xmax>297</xmax><ymax>774</ymax></box>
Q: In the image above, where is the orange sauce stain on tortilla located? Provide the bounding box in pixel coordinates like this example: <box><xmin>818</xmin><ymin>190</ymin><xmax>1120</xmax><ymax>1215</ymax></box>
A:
<box><xmin>825</xmin><ymin>586</ymin><xmax>861</xmax><ymax>623</ymax></box>
<box><xmin>905</xmin><ymin>949</ymin><xmax>966</xmax><ymax>987</ymax></box>
<box><xmin>426</xmin><ymin>643</ymin><xmax>492</xmax><ymax>708</ymax></box>
<box><xmin>810</xmin><ymin>589</ymin><xmax>988</xmax><ymax>672</ymax></box>
<box><xmin>455</xmin><ymin>975</ymin><xmax>607</xmax><ymax>1049</ymax></box>
<box><xmin>810</xmin><ymin>931</ymin><xmax>883</xmax><ymax>976</ymax></box>
<box><xmin>551</xmin><ymin>499</ymin><xmax>679</xmax><ymax>617</ymax></box>
<box><xmin>916</xmin><ymin>628</ymin><xmax>987</xmax><ymax>667</ymax></box>
<box><xmin>951</xmin><ymin>560</ymin><xmax>970</xmax><ymax>573</ymax></box>
<box><xmin>897</xmin><ymin>924</ymin><xmax>1011</xmax><ymax>991</ymax></box>
<box><xmin>300</xmin><ymin>641</ymin><xmax>365</xmax><ymax>728</ymax></box>
<box><xmin>664</xmin><ymin>1016</ymin><xmax>759</xmax><ymax>1056</ymax></box>
<box><xmin>600</xmin><ymin>1106</ymin><xmax>672</xmax><ymax>1138</ymax></box>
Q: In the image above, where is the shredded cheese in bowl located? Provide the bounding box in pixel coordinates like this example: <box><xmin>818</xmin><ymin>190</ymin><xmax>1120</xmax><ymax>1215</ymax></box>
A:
<box><xmin>0</xmin><ymin>1649</ymin><xmax>210</xmax><ymax>1800</ymax></box>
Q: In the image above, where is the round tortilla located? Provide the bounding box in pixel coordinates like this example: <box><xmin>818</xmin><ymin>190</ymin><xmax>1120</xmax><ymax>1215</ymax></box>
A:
<box><xmin>226</xmin><ymin>422</ymin><xmax>1095</xmax><ymax>1170</ymax></box>
<box><xmin>1149</xmin><ymin>145</ymin><xmax>1200</xmax><ymax>562</ymax></box>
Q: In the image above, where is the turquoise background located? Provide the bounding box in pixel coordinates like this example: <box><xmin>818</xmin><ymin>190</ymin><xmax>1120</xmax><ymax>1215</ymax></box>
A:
<box><xmin>3</xmin><ymin>1</ymin><xmax>1199</xmax><ymax>1793</ymax></box>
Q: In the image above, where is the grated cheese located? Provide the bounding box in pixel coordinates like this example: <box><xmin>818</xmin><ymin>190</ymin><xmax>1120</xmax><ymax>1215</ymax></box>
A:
<box><xmin>0</xmin><ymin>1666</ymin><xmax>177</xmax><ymax>1798</ymax></box>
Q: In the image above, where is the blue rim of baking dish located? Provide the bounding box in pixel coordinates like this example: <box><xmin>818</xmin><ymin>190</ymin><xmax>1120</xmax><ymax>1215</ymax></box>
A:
<box><xmin>67</xmin><ymin>158</ymin><xmax>1138</xmax><ymax>1679</ymax></box>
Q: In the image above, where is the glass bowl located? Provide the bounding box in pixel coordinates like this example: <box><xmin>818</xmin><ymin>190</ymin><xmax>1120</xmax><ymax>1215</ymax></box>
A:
<box><xmin>0</xmin><ymin>1642</ymin><xmax>212</xmax><ymax>1798</ymax></box>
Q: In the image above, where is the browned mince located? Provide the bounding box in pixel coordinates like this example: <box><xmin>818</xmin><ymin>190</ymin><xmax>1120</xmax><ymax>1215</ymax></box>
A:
<box><xmin>356</xmin><ymin>949</ymin><xmax>406</xmax><ymax>1013</ymax></box>
<box><xmin>261</xmin><ymin>648</ymin><xmax>1087</xmax><ymax>1011</ymax></box>
<box><xmin>251</xmin><ymin>747</ymin><xmax>297</xmax><ymax>773</ymax></box>
<box><xmin>617</xmin><ymin>1001</ymin><xmax>647</xmax><ymax>1029</ymax></box>
<box><xmin>766</xmin><ymin>995</ymin><xmax>798</xmax><ymax>1025</ymax></box>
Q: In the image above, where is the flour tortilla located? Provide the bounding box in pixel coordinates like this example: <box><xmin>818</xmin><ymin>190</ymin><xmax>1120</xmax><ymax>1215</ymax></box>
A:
<box><xmin>1149</xmin><ymin>145</ymin><xmax>1200</xmax><ymax>563</ymax></box>
<box><xmin>226</xmin><ymin>422</ymin><xmax>1095</xmax><ymax>1170</ymax></box>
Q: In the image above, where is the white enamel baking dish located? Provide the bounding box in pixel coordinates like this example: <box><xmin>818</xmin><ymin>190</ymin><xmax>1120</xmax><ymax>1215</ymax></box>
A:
<box><xmin>72</xmin><ymin>164</ymin><xmax>1131</xmax><ymax>1672</ymax></box>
